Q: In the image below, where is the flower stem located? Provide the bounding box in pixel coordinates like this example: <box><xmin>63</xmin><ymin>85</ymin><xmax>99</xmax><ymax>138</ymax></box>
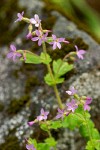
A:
<box><xmin>47</xmin><ymin>130</ymin><xmax>52</xmax><ymax>138</ymax></box>
<box><xmin>42</xmin><ymin>42</ymin><xmax>63</xmax><ymax>109</ymax></box>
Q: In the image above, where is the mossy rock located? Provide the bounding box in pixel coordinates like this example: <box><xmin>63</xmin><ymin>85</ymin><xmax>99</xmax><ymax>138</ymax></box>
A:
<box><xmin>25</xmin><ymin>76</ymin><xmax>40</xmax><ymax>93</ymax></box>
<box><xmin>0</xmin><ymin>102</ymin><xmax>4</xmax><ymax>112</ymax></box>
<box><xmin>0</xmin><ymin>0</ymin><xmax>26</xmax><ymax>45</ymax></box>
<box><xmin>7</xmin><ymin>94</ymin><xmax>30</xmax><ymax>115</ymax></box>
<box><xmin>48</xmin><ymin>37</ymin><xmax>88</xmax><ymax>60</ymax></box>
<box><xmin>0</xmin><ymin>136</ymin><xmax>21</xmax><ymax>150</ymax></box>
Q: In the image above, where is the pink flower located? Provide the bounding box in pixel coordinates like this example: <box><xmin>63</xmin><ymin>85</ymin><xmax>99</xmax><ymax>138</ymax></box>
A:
<box><xmin>7</xmin><ymin>44</ymin><xmax>21</xmax><ymax>61</ymax></box>
<box><xmin>28</xmin><ymin>108</ymin><xmax>49</xmax><ymax>126</ymax></box>
<box><xmin>49</xmin><ymin>34</ymin><xmax>69</xmax><ymax>50</ymax></box>
<box><xmin>26</xmin><ymin>144</ymin><xmax>36</xmax><ymax>150</ymax></box>
<box><xmin>28</xmin><ymin>121</ymin><xmax>35</xmax><ymax>126</ymax></box>
<box><xmin>75</xmin><ymin>45</ymin><xmax>86</xmax><ymax>60</ymax></box>
<box><xmin>30</xmin><ymin>14</ymin><xmax>41</xmax><ymax>27</ymax></box>
<box><xmin>56</xmin><ymin>108</ymin><xmax>69</xmax><ymax>119</ymax></box>
<box><xmin>31</xmin><ymin>30</ymin><xmax>48</xmax><ymax>46</ymax></box>
<box><xmin>84</xmin><ymin>97</ymin><xmax>92</xmax><ymax>111</ymax></box>
<box><xmin>15</xmin><ymin>11</ymin><xmax>24</xmax><ymax>22</ymax></box>
<box><xmin>66</xmin><ymin>86</ymin><xmax>77</xmax><ymax>96</ymax></box>
<box><xmin>37</xmin><ymin>108</ymin><xmax>49</xmax><ymax>121</ymax></box>
<box><xmin>66</xmin><ymin>99</ymin><xmax>78</xmax><ymax>112</ymax></box>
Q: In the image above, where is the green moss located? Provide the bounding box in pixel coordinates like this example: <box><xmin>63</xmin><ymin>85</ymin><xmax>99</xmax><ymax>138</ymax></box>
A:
<box><xmin>7</xmin><ymin>94</ymin><xmax>30</xmax><ymax>115</ymax></box>
<box><xmin>12</xmin><ymin>63</ymin><xmax>38</xmax><ymax>78</ymax></box>
<box><xmin>0</xmin><ymin>136</ymin><xmax>21</xmax><ymax>150</ymax></box>
<box><xmin>0</xmin><ymin>102</ymin><xmax>4</xmax><ymax>112</ymax></box>
<box><xmin>25</xmin><ymin>76</ymin><xmax>40</xmax><ymax>93</ymax></box>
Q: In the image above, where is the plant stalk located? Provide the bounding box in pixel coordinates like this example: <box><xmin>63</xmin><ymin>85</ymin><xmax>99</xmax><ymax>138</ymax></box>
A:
<box><xmin>42</xmin><ymin>42</ymin><xmax>63</xmax><ymax>109</ymax></box>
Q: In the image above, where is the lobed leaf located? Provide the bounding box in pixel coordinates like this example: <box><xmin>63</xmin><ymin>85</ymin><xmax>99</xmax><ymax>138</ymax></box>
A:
<box><xmin>86</xmin><ymin>139</ymin><xmax>100</xmax><ymax>150</ymax></box>
<box><xmin>53</xmin><ymin>59</ymin><xmax>73</xmax><ymax>78</ymax></box>
<box><xmin>44</xmin><ymin>73</ymin><xmax>64</xmax><ymax>86</ymax></box>
<box><xmin>40</xmin><ymin>52</ymin><xmax>52</xmax><ymax>64</ymax></box>
<box><xmin>62</xmin><ymin>113</ymin><xmax>83</xmax><ymax>130</ymax></box>
<box><xmin>45</xmin><ymin>137</ymin><xmax>57</xmax><ymax>147</ymax></box>
<box><xmin>19</xmin><ymin>50</ymin><xmax>42</xmax><ymax>64</ymax></box>
<box><xmin>49</xmin><ymin>120</ymin><xmax>62</xmax><ymax>129</ymax></box>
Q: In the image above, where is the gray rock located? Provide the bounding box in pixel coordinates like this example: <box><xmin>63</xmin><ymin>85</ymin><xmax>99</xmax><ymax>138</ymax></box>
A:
<box><xmin>0</xmin><ymin>4</ymin><xmax>100</xmax><ymax>150</ymax></box>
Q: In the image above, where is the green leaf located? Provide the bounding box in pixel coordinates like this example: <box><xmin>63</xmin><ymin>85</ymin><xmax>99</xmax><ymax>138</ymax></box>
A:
<box><xmin>79</xmin><ymin>120</ymin><xmax>94</xmax><ymax>139</ymax></box>
<box><xmin>86</xmin><ymin>139</ymin><xmax>100</xmax><ymax>150</ymax></box>
<box><xmin>53</xmin><ymin>59</ymin><xmax>73</xmax><ymax>78</ymax></box>
<box><xmin>49</xmin><ymin>120</ymin><xmax>62</xmax><ymax>129</ymax></box>
<box><xmin>44</xmin><ymin>73</ymin><xmax>55</xmax><ymax>86</ymax></box>
<box><xmin>45</xmin><ymin>137</ymin><xmax>57</xmax><ymax>147</ymax></box>
<box><xmin>44</xmin><ymin>73</ymin><xmax>64</xmax><ymax>86</ymax></box>
<box><xmin>40</xmin><ymin>52</ymin><xmax>52</xmax><ymax>64</ymax></box>
<box><xmin>18</xmin><ymin>50</ymin><xmax>42</xmax><ymax>64</ymax></box>
<box><xmin>54</xmin><ymin>77</ymin><xmax>64</xmax><ymax>84</ymax></box>
<box><xmin>91</xmin><ymin>128</ymin><xmax>100</xmax><ymax>140</ymax></box>
<box><xmin>75</xmin><ymin>105</ymin><xmax>90</xmax><ymax>119</ymax></box>
<box><xmin>40</xmin><ymin>123</ymin><xmax>49</xmax><ymax>132</ymax></box>
<box><xmin>62</xmin><ymin>113</ymin><xmax>83</xmax><ymax>130</ymax></box>
<box><xmin>37</xmin><ymin>143</ymin><xmax>50</xmax><ymax>150</ymax></box>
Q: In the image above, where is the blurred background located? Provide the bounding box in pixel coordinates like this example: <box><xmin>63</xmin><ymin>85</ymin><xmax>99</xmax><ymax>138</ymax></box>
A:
<box><xmin>0</xmin><ymin>0</ymin><xmax>100</xmax><ymax>150</ymax></box>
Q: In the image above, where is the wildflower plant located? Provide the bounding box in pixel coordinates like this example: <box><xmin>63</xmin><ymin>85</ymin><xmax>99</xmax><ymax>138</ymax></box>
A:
<box><xmin>7</xmin><ymin>12</ymin><xmax>100</xmax><ymax>150</ymax></box>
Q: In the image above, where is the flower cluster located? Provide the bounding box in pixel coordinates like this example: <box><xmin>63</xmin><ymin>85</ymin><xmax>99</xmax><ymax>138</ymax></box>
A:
<box><xmin>66</xmin><ymin>86</ymin><xmax>92</xmax><ymax>111</ymax></box>
<box><xmin>7</xmin><ymin>13</ymin><xmax>86</xmax><ymax>61</ymax></box>
<box><xmin>55</xmin><ymin>87</ymin><xmax>92</xmax><ymax>119</ymax></box>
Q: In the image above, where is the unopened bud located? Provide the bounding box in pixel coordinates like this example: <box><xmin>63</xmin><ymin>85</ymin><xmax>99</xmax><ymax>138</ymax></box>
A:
<box><xmin>28</xmin><ymin>24</ymin><xmax>33</xmax><ymax>32</ymax></box>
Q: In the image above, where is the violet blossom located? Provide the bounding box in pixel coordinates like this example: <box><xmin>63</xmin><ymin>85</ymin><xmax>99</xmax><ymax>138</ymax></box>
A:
<box><xmin>66</xmin><ymin>99</ymin><xmax>78</xmax><ymax>112</ymax></box>
<box><xmin>66</xmin><ymin>86</ymin><xmax>77</xmax><ymax>96</ymax></box>
<box><xmin>26</xmin><ymin>144</ymin><xmax>36</xmax><ymax>150</ymax></box>
<box><xmin>30</xmin><ymin>14</ymin><xmax>41</xmax><ymax>27</ymax></box>
<box><xmin>15</xmin><ymin>11</ymin><xmax>24</xmax><ymax>22</ymax></box>
<box><xmin>56</xmin><ymin>108</ymin><xmax>69</xmax><ymax>119</ymax></box>
<box><xmin>7</xmin><ymin>44</ymin><xmax>21</xmax><ymax>61</ymax></box>
<box><xmin>31</xmin><ymin>30</ymin><xmax>48</xmax><ymax>46</ymax></box>
<box><xmin>28</xmin><ymin>108</ymin><xmax>49</xmax><ymax>126</ymax></box>
<box><xmin>37</xmin><ymin>108</ymin><xmax>49</xmax><ymax>121</ymax></box>
<box><xmin>49</xmin><ymin>34</ymin><xmax>69</xmax><ymax>50</ymax></box>
<box><xmin>28</xmin><ymin>120</ymin><xmax>35</xmax><ymax>126</ymax></box>
<box><xmin>75</xmin><ymin>45</ymin><xmax>86</xmax><ymax>60</ymax></box>
<box><xmin>84</xmin><ymin>97</ymin><xmax>92</xmax><ymax>111</ymax></box>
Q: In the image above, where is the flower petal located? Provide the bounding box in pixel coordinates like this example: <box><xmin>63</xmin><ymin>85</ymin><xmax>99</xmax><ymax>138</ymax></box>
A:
<box><xmin>7</xmin><ymin>52</ymin><xmax>13</xmax><ymax>58</ymax></box>
<box><xmin>57</xmin><ymin>42</ymin><xmax>61</xmax><ymax>49</ymax></box>
<box><xmin>30</xmin><ymin>18</ymin><xmax>36</xmax><ymax>24</ymax></box>
<box><xmin>31</xmin><ymin>37</ymin><xmax>39</xmax><ymax>41</ymax></box>
<box><xmin>52</xmin><ymin>34</ymin><xmax>57</xmax><ymax>40</ymax></box>
<box><xmin>10</xmin><ymin>44</ymin><xmax>16</xmax><ymax>51</ymax></box>
<box><xmin>28</xmin><ymin>121</ymin><xmax>35</xmax><ymax>126</ymax></box>
<box><xmin>38</xmin><ymin>39</ymin><xmax>42</xmax><ymax>46</ymax></box>
<box><xmin>53</xmin><ymin>42</ymin><xmax>57</xmax><ymax>50</ymax></box>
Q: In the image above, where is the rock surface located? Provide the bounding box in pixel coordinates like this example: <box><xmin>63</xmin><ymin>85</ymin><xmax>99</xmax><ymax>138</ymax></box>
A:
<box><xmin>0</xmin><ymin>0</ymin><xmax>100</xmax><ymax>150</ymax></box>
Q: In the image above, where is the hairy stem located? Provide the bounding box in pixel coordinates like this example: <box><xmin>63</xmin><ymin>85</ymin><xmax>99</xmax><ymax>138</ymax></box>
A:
<box><xmin>42</xmin><ymin>42</ymin><xmax>63</xmax><ymax>109</ymax></box>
